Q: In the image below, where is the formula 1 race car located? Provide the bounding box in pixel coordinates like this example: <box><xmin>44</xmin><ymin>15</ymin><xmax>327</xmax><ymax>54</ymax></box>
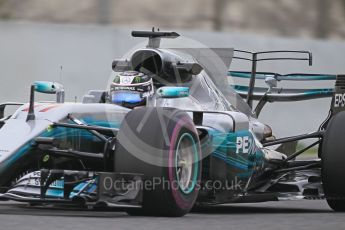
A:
<box><xmin>0</xmin><ymin>30</ymin><xmax>344</xmax><ymax>217</ymax></box>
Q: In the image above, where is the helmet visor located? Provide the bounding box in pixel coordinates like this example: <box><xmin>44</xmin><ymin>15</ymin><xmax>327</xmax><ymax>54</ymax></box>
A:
<box><xmin>111</xmin><ymin>91</ymin><xmax>143</xmax><ymax>104</ymax></box>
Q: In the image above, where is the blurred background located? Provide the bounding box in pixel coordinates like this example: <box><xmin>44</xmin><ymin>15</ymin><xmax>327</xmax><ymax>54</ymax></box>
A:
<box><xmin>0</xmin><ymin>0</ymin><xmax>344</xmax><ymax>140</ymax></box>
<box><xmin>1</xmin><ymin>0</ymin><xmax>344</xmax><ymax>39</ymax></box>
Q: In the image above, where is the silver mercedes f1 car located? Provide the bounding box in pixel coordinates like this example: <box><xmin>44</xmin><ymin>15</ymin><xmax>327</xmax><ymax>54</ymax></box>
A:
<box><xmin>0</xmin><ymin>30</ymin><xmax>344</xmax><ymax>216</ymax></box>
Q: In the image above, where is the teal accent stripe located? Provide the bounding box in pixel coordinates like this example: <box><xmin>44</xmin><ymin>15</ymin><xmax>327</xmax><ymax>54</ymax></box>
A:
<box><xmin>229</xmin><ymin>71</ymin><xmax>337</xmax><ymax>81</ymax></box>
<box><xmin>2</xmin><ymin>143</ymin><xmax>32</xmax><ymax>173</ymax></box>
<box><xmin>212</xmin><ymin>151</ymin><xmax>248</xmax><ymax>171</ymax></box>
<box><xmin>236</xmin><ymin>172</ymin><xmax>253</xmax><ymax>178</ymax></box>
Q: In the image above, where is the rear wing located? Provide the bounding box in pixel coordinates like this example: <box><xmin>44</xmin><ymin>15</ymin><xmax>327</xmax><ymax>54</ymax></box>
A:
<box><xmin>232</xmin><ymin>50</ymin><xmax>313</xmax><ymax>108</ymax></box>
<box><xmin>228</xmin><ymin>70</ymin><xmax>337</xmax><ymax>117</ymax></box>
<box><xmin>230</xmin><ymin>71</ymin><xmax>336</xmax><ymax>81</ymax></box>
<box><xmin>230</xmin><ymin>71</ymin><xmax>335</xmax><ymax>102</ymax></box>
<box><xmin>229</xmin><ymin>49</ymin><xmax>341</xmax><ymax>116</ymax></box>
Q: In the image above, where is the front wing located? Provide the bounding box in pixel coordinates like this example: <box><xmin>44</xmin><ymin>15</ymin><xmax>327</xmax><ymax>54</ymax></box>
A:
<box><xmin>0</xmin><ymin>170</ymin><xmax>143</xmax><ymax>208</ymax></box>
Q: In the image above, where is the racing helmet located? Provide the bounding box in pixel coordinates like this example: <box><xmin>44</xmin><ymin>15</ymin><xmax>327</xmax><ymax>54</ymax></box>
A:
<box><xmin>110</xmin><ymin>71</ymin><xmax>154</xmax><ymax>108</ymax></box>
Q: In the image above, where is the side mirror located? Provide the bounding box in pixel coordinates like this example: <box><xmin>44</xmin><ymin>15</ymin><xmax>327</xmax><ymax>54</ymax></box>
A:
<box><xmin>27</xmin><ymin>81</ymin><xmax>65</xmax><ymax>122</ymax></box>
<box><xmin>34</xmin><ymin>81</ymin><xmax>65</xmax><ymax>103</ymax></box>
<box><xmin>157</xmin><ymin>87</ymin><xmax>189</xmax><ymax>98</ymax></box>
<box><xmin>34</xmin><ymin>81</ymin><xmax>63</xmax><ymax>94</ymax></box>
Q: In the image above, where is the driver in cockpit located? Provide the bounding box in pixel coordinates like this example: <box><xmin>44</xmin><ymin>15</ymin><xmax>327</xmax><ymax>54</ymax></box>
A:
<box><xmin>109</xmin><ymin>71</ymin><xmax>154</xmax><ymax>109</ymax></box>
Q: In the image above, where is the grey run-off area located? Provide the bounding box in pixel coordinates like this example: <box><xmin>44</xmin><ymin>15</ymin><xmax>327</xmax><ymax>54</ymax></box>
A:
<box><xmin>0</xmin><ymin>200</ymin><xmax>342</xmax><ymax>230</ymax></box>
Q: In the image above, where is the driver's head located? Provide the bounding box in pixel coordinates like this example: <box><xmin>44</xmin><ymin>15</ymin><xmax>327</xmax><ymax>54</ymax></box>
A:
<box><xmin>110</xmin><ymin>71</ymin><xmax>154</xmax><ymax>108</ymax></box>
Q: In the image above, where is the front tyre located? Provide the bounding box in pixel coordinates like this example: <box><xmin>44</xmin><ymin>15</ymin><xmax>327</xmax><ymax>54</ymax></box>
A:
<box><xmin>114</xmin><ymin>107</ymin><xmax>201</xmax><ymax>216</ymax></box>
<box><xmin>322</xmin><ymin>111</ymin><xmax>345</xmax><ymax>211</ymax></box>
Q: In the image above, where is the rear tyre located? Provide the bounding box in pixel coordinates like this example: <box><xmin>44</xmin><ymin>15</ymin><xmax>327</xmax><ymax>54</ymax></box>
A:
<box><xmin>322</xmin><ymin>111</ymin><xmax>345</xmax><ymax>211</ymax></box>
<box><xmin>114</xmin><ymin>107</ymin><xmax>201</xmax><ymax>217</ymax></box>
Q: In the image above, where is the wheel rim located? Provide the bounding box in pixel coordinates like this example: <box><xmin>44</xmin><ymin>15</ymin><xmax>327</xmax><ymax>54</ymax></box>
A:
<box><xmin>175</xmin><ymin>133</ymin><xmax>199</xmax><ymax>194</ymax></box>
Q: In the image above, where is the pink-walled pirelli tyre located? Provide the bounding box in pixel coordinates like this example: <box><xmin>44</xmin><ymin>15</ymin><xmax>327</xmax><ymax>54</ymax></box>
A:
<box><xmin>322</xmin><ymin>111</ymin><xmax>345</xmax><ymax>212</ymax></box>
<box><xmin>114</xmin><ymin>107</ymin><xmax>202</xmax><ymax>217</ymax></box>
